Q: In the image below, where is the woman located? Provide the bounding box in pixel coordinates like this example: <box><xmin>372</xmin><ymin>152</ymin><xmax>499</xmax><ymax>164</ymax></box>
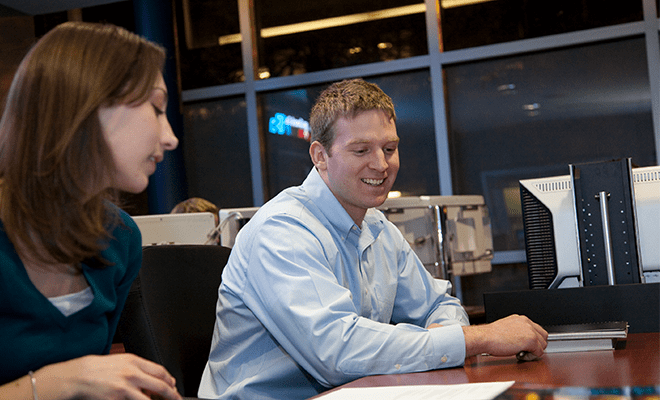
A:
<box><xmin>0</xmin><ymin>22</ymin><xmax>181</xmax><ymax>400</ymax></box>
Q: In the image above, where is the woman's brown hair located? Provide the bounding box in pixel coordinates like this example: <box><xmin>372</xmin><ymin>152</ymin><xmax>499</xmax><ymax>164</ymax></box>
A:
<box><xmin>0</xmin><ymin>22</ymin><xmax>165</xmax><ymax>267</ymax></box>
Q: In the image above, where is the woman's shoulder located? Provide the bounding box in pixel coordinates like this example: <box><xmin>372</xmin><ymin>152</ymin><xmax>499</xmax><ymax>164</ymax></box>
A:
<box><xmin>106</xmin><ymin>203</ymin><xmax>139</xmax><ymax>231</ymax></box>
<box><xmin>104</xmin><ymin>203</ymin><xmax>141</xmax><ymax>252</ymax></box>
<box><xmin>93</xmin><ymin>204</ymin><xmax>142</xmax><ymax>278</ymax></box>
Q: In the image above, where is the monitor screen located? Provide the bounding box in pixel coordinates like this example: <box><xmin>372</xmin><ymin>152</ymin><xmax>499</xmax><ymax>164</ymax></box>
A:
<box><xmin>133</xmin><ymin>212</ymin><xmax>216</xmax><ymax>246</ymax></box>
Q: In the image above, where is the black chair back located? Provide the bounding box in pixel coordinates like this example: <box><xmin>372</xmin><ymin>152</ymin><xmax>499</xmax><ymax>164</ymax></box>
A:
<box><xmin>116</xmin><ymin>244</ymin><xmax>231</xmax><ymax>397</ymax></box>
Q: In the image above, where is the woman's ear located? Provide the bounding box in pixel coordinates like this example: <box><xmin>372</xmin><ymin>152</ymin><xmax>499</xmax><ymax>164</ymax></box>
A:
<box><xmin>309</xmin><ymin>141</ymin><xmax>328</xmax><ymax>171</ymax></box>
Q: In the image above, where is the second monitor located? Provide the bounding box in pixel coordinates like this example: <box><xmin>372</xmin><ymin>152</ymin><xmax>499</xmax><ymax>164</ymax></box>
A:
<box><xmin>520</xmin><ymin>159</ymin><xmax>660</xmax><ymax>289</ymax></box>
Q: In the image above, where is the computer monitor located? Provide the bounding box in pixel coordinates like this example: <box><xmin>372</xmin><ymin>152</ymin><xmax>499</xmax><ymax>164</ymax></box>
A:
<box><xmin>133</xmin><ymin>212</ymin><xmax>216</xmax><ymax>246</ymax></box>
<box><xmin>218</xmin><ymin>207</ymin><xmax>260</xmax><ymax>247</ymax></box>
<box><xmin>520</xmin><ymin>160</ymin><xmax>660</xmax><ymax>289</ymax></box>
<box><xmin>378</xmin><ymin>195</ymin><xmax>494</xmax><ymax>280</ymax></box>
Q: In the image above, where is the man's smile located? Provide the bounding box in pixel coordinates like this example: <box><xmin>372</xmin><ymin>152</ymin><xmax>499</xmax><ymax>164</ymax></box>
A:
<box><xmin>362</xmin><ymin>178</ymin><xmax>385</xmax><ymax>186</ymax></box>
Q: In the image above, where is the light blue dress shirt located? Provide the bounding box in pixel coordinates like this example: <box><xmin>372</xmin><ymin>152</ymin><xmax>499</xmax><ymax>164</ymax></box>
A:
<box><xmin>198</xmin><ymin>168</ymin><xmax>470</xmax><ymax>400</ymax></box>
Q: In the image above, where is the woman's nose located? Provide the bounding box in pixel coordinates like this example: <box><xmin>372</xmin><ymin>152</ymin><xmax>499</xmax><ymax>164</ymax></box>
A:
<box><xmin>161</xmin><ymin>118</ymin><xmax>178</xmax><ymax>150</ymax></box>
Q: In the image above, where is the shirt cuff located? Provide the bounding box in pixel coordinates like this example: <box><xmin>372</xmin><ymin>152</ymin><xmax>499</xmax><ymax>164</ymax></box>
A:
<box><xmin>428</xmin><ymin>324</ymin><xmax>466</xmax><ymax>368</ymax></box>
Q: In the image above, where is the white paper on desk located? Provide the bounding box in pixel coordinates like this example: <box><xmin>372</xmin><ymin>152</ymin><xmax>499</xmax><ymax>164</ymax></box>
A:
<box><xmin>319</xmin><ymin>381</ymin><xmax>515</xmax><ymax>400</ymax></box>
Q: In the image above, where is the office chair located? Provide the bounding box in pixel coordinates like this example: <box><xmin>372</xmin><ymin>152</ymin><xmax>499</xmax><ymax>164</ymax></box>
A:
<box><xmin>116</xmin><ymin>244</ymin><xmax>232</xmax><ymax>398</ymax></box>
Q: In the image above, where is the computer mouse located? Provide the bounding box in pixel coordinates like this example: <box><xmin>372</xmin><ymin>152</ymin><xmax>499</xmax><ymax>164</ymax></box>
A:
<box><xmin>516</xmin><ymin>351</ymin><xmax>541</xmax><ymax>362</ymax></box>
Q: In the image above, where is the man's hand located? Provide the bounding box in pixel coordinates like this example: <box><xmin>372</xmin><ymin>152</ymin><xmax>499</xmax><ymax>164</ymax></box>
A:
<box><xmin>462</xmin><ymin>314</ymin><xmax>548</xmax><ymax>358</ymax></box>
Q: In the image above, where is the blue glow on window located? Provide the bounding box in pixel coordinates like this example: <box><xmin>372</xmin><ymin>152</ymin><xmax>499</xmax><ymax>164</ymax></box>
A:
<box><xmin>268</xmin><ymin>112</ymin><xmax>310</xmax><ymax>141</ymax></box>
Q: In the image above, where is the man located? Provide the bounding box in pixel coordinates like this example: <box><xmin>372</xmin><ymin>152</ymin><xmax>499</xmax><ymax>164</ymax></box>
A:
<box><xmin>198</xmin><ymin>79</ymin><xmax>547</xmax><ymax>400</ymax></box>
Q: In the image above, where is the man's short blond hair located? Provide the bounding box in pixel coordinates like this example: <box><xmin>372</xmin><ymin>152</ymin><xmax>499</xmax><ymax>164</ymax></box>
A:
<box><xmin>310</xmin><ymin>79</ymin><xmax>396</xmax><ymax>155</ymax></box>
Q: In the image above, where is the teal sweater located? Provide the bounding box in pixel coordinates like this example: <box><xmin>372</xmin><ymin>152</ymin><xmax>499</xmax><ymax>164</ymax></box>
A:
<box><xmin>0</xmin><ymin>205</ymin><xmax>142</xmax><ymax>384</ymax></box>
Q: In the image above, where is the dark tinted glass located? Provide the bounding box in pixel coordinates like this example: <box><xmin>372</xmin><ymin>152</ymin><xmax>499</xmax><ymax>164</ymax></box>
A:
<box><xmin>440</xmin><ymin>0</ymin><xmax>643</xmax><ymax>51</ymax></box>
<box><xmin>259</xmin><ymin>70</ymin><xmax>439</xmax><ymax>199</ymax></box>
<box><xmin>0</xmin><ymin>15</ymin><xmax>33</xmax><ymax>112</ymax></box>
<box><xmin>34</xmin><ymin>0</ymin><xmax>135</xmax><ymax>36</ymax></box>
<box><xmin>174</xmin><ymin>0</ymin><xmax>243</xmax><ymax>89</ymax></box>
<box><xmin>81</xmin><ymin>1</ymin><xmax>135</xmax><ymax>31</ymax></box>
<box><xmin>445</xmin><ymin>37</ymin><xmax>656</xmax><ymax>252</ymax></box>
<box><xmin>254</xmin><ymin>0</ymin><xmax>428</xmax><ymax>79</ymax></box>
<box><xmin>182</xmin><ymin>96</ymin><xmax>253</xmax><ymax>208</ymax></box>
<box><xmin>260</xmin><ymin>87</ymin><xmax>314</xmax><ymax>198</ymax></box>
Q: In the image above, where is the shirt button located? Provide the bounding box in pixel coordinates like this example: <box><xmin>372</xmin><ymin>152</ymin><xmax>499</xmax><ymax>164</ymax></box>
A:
<box><xmin>441</xmin><ymin>356</ymin><xmax>448</xmax><ymax>363</ymax></box>
<box><xmin>394</xmin><ymin>364</ymin><xmax>401</xmax><ymax>370</ymax></box>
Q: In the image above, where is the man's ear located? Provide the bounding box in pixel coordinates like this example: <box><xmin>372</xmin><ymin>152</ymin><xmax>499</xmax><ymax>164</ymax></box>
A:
<box><xmin>309</xmin><ymin>141</ymin><xmax>328</xmax><ymax>170</ymax></box>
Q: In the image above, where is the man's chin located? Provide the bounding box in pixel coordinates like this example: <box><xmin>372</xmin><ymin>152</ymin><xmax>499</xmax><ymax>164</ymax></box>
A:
<box><xmin>367</xmin><ymin>194</ymin><xmax>390</xmax><ymax>209</ymax></box>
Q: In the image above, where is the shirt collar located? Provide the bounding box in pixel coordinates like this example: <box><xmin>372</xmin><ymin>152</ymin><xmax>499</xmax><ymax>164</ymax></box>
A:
<box><xmin>299</xmin><ymin>168</ymin><xmax>386</xmax><ymax>240</ymax></box>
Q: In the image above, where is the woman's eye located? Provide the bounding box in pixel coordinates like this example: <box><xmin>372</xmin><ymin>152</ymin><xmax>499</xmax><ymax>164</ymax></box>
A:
<box><xmin>152</xmin><ymin>104</ymin><xmax>165</xmax><ymax>116</ymax></box>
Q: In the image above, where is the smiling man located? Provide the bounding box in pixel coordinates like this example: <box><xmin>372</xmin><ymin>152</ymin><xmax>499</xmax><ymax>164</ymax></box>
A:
<box><xmin>199</xmin><ymin>79</ymin><xmax>547</xmax><ymax>400</ymax></box>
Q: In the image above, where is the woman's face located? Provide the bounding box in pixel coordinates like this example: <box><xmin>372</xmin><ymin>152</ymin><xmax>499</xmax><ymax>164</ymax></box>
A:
<box><xmin>99</xmin><ymin>74</ymin><xmax>178</xmax><ymax>193</ymax></box>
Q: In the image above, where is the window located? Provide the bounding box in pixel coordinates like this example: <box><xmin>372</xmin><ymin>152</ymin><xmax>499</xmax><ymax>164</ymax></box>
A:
<box><xmin>253</xmin><ymin>0</ymin><xmax>428</xmax><ymax>78</ymax></box>
<box><xmin>440</xmin><ymin>0</ymin><xmax>643</xmax><ymax>51</ymax></box>
<box><xmin>445</xmin><ymin>37</ymin><xmax>656</xmax><ymax>251</ymax></box>
<box><xmin>182</xmin><ymin>96</ymin><xmax>253</xmax><ymax>208</ymax></box>
<box><xmin>175</xmin><ymin>0</ymin><xmax>243</xmax><ymax>89</ymax></box>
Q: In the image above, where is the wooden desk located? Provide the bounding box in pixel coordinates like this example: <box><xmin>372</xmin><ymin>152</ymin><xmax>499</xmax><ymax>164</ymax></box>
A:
<box><xmin>310</xmin><ymin>333</ymin><xmax>659</xmax><ymax>398</ymax></box>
